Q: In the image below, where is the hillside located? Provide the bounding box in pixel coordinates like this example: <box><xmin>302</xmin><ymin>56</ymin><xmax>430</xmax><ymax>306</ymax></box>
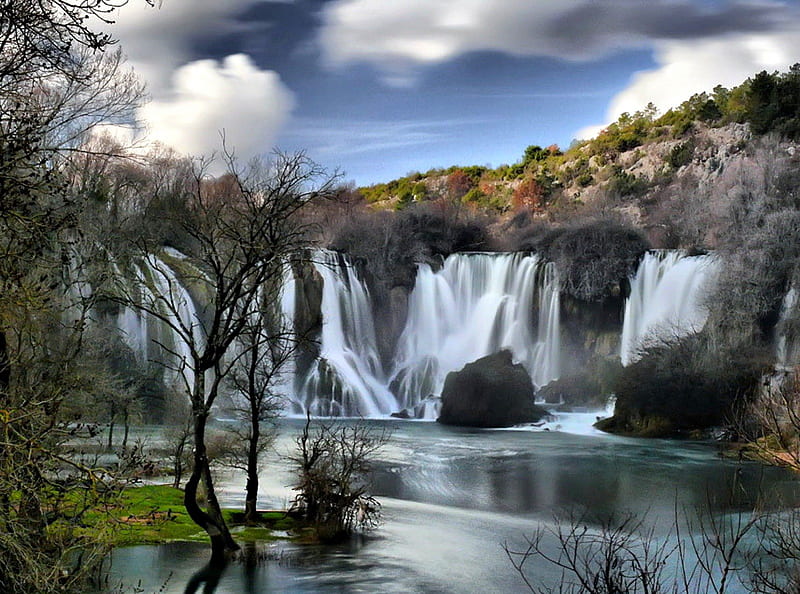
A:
<box><xmin>353</xmin><ymin>66</ymin><xmax>800</xmax><ymax>252</ymax></box>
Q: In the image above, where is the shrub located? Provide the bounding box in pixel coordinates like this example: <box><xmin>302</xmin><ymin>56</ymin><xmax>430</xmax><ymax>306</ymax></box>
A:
<box><xmin>290</xmin><ymin>417</ymin><xmax>388</xmax><ymax>542</ymax></box>
<box><xmin>608</xmin><ymin>168</ymin><xmax>650</xmax><ymax>198</ymax></box>
<box><xmin>328</xmin><ymin>202</ymin><xmax>490</xmax><ymax>290</ymax></box>
<box><xmin>605</xmin><ymin>333</ymin><xmax>769</xmax><ymax>436</ymax></box>
<box><xmin>667</xmin><ymin>141</ymin><xmax>694</xmax><ymax>169</ymax></box>
<box><xmin>512</xmin><ymin>176</ymin><xmax>545</xmax><ymax>211</ymax></box>
<box><xmin>534</xmin><ymin>219</ymin><xmax>650</xmax><ymax>302</ymax></box>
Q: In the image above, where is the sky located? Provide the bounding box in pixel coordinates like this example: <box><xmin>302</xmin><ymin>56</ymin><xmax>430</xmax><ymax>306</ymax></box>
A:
<box><xmin>105</xmin><ymin>0</ymin><xmax>800</xmax><ymax>186</ymax></box>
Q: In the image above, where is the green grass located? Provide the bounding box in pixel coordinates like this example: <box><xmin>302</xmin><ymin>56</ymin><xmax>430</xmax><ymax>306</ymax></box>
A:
<box><xmin>85</xmin><ymin>484</ymin><xmax>298</xmax><ymax>547</ymax></box>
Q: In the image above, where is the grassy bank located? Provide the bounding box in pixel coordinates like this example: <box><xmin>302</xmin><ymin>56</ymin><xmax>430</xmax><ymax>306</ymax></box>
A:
<box><xmin>89</xmin><ymin>485</ymin><xmax>297</xmax><ymax>547</ymax></box>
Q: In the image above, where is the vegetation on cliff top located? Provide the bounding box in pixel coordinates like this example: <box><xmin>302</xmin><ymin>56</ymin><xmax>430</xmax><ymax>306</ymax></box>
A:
<box><xmin>355</xmin><ymin>65</ymin><xmax>800</xmax><ymax>229</ymax></box>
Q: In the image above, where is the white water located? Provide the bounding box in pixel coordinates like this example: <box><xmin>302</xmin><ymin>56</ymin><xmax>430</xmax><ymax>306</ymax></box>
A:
<box><xmin>620</xmin><ymin>251</ymin><xmax>717</xmax><ymax>365</ymax></box>
<box><xmin>297</xmin><ymin>251</ymin><xmax>395</xmax><ymax>417</ymax></box>
<box><xmin>295</xmin><ymin>252</ymin><xmax>561</xmax><ymax>418</ymax></box>
<box><xmin>114</xmin><ymin>248</ymin><xmax>726</xmax><ymax>424</ymax></box>
<box><xmin>119</xmin><ymin>254</ymin><xmax>205</xmax><ymax>389</ymax></box>
<box><xmin>776</xmin><ymin>286</ymin><xmax>799</xmax><ymax>370</ymax></box>
<box><xmin>389</xmin><ymin>253</ymin><xmax>560</xmax><ymax>412</ymax></box>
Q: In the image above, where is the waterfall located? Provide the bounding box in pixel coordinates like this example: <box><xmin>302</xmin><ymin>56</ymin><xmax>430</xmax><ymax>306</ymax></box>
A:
<box><xmin>128</xmin><ymin>254</ymin><xmax>205</xmax><ymax>389</ymax></box>
<box><xmin>112</xmin><ymin>248</ymin><xmax>565</xmax><ymax>419</ymax></box>
<box><xmin>294</xmin><ymin>251</ymin><xmax>561</xmax><ymax>418</ymax></box>
<box><xmin>776</xmin><ymin>286</ymin><xmax>798</xmax><ymax>370</ymax></box>
<box><xmin>116</xmin><ymin>303</ymin><xmax>148</xmax><ymax>362</ymax></box>
<box><xmin>272</xmin><ymin>262</ymin><xmax>298</xmax><ymax>399</ymax></box>
<box><xmin>389</xmin><ymin>253</ymin><xmax>560</xmax><ymax>412</ymax></box>
<box><xmin>620</xmin><ymin>251</ymin><xmax>717</xmax><ymax>365</ymax></box>
<box><xmin>297</xmin><ymin>251</ymin><xmax>395</xmax><ymax>417</ymax></box>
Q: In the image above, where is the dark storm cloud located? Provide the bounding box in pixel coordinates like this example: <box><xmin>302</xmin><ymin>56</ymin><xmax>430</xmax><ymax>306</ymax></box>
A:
<box><xmin>551</xmin><ymin>1</ymin><xmax>789</xmax><ymax>49</ymax></box>
<box><xmin>319</xmin><ymin>0</ymin><xmax>798</xmax><ymax>70</ymax></box>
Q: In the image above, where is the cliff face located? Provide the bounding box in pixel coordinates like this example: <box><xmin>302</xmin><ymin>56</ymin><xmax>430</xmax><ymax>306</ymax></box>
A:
<box><xmin>566</xmin><ymin>124</ymin><xmax>800</xmax><ymax>251</ymax></box>
<box><xmin>291</xmin><ymin>255</ymin><xmax>324</xmax><ymax>380</ymax></box>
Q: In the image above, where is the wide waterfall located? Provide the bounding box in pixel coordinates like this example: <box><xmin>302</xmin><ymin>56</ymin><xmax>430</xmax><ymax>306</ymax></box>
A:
<box><xmin>294</xmin><ymin>251</ymin><xmax>561</xmax><ymax>418</ymax></box>
<box><xmin>110</xmin><ymin>247</ymin><xmax>738</xmax><ymax>420</ymax></box>
<box><xmin>620</xmin><ymin>251</ymin><xmax>717</xmax><ymax>365</ymax></box>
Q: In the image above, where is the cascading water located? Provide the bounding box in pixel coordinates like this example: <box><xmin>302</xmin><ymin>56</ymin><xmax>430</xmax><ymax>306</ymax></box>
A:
<box><xmin>117</xmin><ymin>254</ymin><xmax>205</xmax><ymax>389</ymax></box>
<box><xmin>294</xmin><ymin>251</ymin><xmax>561</xmax><ymax>418</ymax></box>
<box><xmin>116</xmin><ymin>303</ymin><xmax>149</xmax><ymax>362</ymax></box>
<box><xmin>389</xmin><ymin>253</ymin><xmax>560</xmax><ymax>412</ymax></box>
<box><xmin>776</xmin><ymin>286</ymin><xmax>799</xmax><ymax>370</ymax></box>
<box><xmin>297</xmin><ymin>251</ymin><xmax>395</xmax><ymax>417</ymax></box>
<box><xmin>620</xmin><ymin>250</ymin><xmax>717</xmax><ymax>365</ymax></box>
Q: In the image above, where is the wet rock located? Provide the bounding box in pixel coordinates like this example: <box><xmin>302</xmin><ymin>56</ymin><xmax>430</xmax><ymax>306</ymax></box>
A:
<box><xmin>438</xmin><ymin>350</ymin><xmax>548</xmax><ymax>428</ymax></box>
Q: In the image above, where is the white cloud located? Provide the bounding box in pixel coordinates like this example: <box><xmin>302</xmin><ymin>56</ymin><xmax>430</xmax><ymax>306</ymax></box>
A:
<box><xmin>109</xmin><ymin>0</ymin><xmax>266</xmax><ymax>93</ymax></box>
<box><xmin>576</xmin><ymin>28</ymin><xmax>800</xmax><ymax>138</ymax></box>
<box><xmin>138</xmin><ymin>54</ymin><xmax>294</xmax><ymax>161</ymax></box>
<box><xmin>98</xmin><ymin>2</ymin><xmax>295</xmax><ymax>161</ymax></box>
<box><xmin>319</xmin><ymin>0</ymin><xmax>791</xmax><ymax>81</ymax></box>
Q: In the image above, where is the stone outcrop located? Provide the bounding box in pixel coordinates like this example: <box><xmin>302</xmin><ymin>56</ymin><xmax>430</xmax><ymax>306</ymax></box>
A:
<box><xmin>438</xmin><ymin>350</ymin><xmax>548</xmax><ymax>428</ymax></box>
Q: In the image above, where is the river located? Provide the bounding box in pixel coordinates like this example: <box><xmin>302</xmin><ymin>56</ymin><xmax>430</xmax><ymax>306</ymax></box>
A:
<box><xmin>103</xmin><ymin>415</ymin><xmax>800</xmax><ymax>593</ymax></box>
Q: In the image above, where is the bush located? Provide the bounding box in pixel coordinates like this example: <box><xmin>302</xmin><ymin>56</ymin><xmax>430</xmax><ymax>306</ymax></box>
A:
<box><xmin>605</xmin><ymin>333</ymin><xmax>769</xmax><ymax>436</ymax></box>
<box><xmin>709</xmin><ymin>209</ymin><xmax>800</xmax><ymax>342</ymax></box>
<box><xmin>290</xmin><ymin>417</ymin><xmax>388</xmax><ymax>542</ymax></box>
<box><xmin>328</xmin><ymin>202</ymin><xmax>490</xmax><ymax>290</ymax></box>
<box><xmin>534</xmin><ymin>219</ymin><xmax>650</xmax><ymax>302</ymax></box>
<box><xmin>667</xmin><ymin>141</ymin><xmax>694</xmax><ymax>169</ymax></box>
<box><xmin>608</xmin><ymin>168</ymin><xmax>650</xmax><ymax>198</ymax></box>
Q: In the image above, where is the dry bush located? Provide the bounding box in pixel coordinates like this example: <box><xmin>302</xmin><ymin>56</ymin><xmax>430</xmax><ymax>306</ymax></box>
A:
<box><xmin>533</xmin><ymin>218</ymin><xmax>650</xmax><ymax>302</ymax></box>
<box><xmin>505</xmin><ymin>503</ymin><xmax>800</xmax><ymax>594</ymax></box>
<box><xmin>605</xmin><ymin>333</ymin><xmax>769</xmax><ymax>436</ymax></box>
<box><xmin>289</xmin><ymin>417</ymin><xmax>388</xmax><ymax>542</ymax></box>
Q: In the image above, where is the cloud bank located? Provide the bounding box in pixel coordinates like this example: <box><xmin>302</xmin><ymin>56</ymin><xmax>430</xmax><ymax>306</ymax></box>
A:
<box><xmin>318</xmin><ymin>0</ymin><xmax>800</xmax><ymax>137</ymax></box>
<box><xmin>106</xmin><ymin>1</ymin><xmax>293</xmax><ymax>160</ymax></box>
<box><xmin>319</xmin><ymin>0</ymin><xmax>789</xmax><ymax>72</ymax></box>
<box><xmin>138</xmin><ymin>54</ymin><xmax>294</xmax><ymax>160</ymax></box>
<box><xmin>575</xmin><ymin>27</ymin><xmax>800</xmax><ymax>139</ymax></box>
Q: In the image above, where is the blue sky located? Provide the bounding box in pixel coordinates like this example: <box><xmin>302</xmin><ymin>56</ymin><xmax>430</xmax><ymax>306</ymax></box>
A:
<box><xmin>108</xmin><ymin>0</ymin><xmax>800</xmax><ymax>185</ymax></box>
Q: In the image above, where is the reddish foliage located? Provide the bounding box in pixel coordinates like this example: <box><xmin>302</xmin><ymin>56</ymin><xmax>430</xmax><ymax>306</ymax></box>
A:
<box><xmin>512</xmin><ymin>177</ymin><xmax>544</xmax><ymax>212</ymax></box>
<box><xmin>446</xmin><ymin>169</ymin><xmax>473</xmax><ymax>200</ymax></box>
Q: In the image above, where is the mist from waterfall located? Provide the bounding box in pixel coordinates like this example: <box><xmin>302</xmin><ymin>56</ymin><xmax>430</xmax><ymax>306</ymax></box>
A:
<box><xmin>620</xmin><ymin>251</ymin><xmax>717</xmax><ymax>365</ymax></box>
<box><xmin>295</xmin><ymin>251</ymin><xmax>561</xmax><ymax>418</ymax></box>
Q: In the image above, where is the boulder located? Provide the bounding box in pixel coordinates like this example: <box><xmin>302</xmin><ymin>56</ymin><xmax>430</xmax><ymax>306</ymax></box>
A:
<box><xmin>438</xmin><ymin>350</ymin><xmax>548</xmax><ymax>428</ymax></box>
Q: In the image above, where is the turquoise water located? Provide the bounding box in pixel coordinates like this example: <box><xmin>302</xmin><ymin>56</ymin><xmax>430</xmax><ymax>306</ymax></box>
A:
<box><xmin>104</xmin><ymin>419</ymin><xmax>800</xmax><ymax>593</ymax></box>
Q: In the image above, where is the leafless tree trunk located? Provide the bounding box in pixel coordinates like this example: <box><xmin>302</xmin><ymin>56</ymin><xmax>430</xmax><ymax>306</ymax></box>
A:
<box><xmin>118</xmin><ymin>149</ymin><xmax>337</xmax><ymax>561</ymax></box>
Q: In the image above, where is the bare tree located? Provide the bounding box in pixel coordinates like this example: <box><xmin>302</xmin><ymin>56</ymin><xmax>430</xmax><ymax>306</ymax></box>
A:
<box><xmin>220</xmin><ymin>274</ymin><xmax>300</xmax><ymax>524</ymax></box>
<box><xmin>119</xmin><ymin>150</ymin><xmax>336</xmax><ymax>561</ymax></box>
<box><xmin>0</xmin><ymin>1</ymin><xmax>149</xmax><ymax>591</ymax></box>
<box><xmin>504</xmin><ymin>503</ymin><xmax>775</xmax><ymax>594</ymax></box>
<box><xmin>505</xmin><ymin>512</ymin><xmax>673</xmax><ymax>594</ymax></box>
<box><xmin>290</xmin><ymin>415</ymin><xmax>388</xmax><ymax>542</ymax></box>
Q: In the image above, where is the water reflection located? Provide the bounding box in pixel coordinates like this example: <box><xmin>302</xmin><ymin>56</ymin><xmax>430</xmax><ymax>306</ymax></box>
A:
<box><xmin>184</xmin><ymin>559</ymin><xmax>226</xmax><ymax>594</ymax></box>
<box><xmin>105</xmin><ymin>420</ymin><xmax>800</xmax><ymax>593</ymax></box>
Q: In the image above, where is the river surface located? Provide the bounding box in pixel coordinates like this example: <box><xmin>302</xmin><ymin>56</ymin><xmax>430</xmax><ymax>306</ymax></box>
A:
<box><xmin>104</xmin><ymin>416</ymin><xmax>800</xmax><ymax>593</ymax></box>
